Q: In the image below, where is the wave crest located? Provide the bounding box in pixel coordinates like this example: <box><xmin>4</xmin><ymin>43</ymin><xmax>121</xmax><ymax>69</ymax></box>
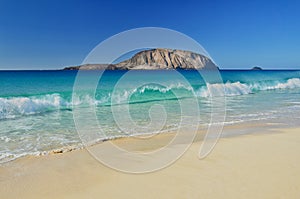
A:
<box><xmin>197</xmin><ymin>78</ymin><xmax>300</xmax><ymax>97</ymax></box>
<box><xmin>0</xmin><ymin>78</ymin><xmax>299</xmax><ymax>120</ymax></box>
<box><xmin>0</xmin><ymin>94</ymin><xmax>69</xmax><ymax>119</ymax></box>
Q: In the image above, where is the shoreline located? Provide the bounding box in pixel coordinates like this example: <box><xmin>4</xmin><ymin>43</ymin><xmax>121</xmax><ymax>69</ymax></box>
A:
<box><xmin>1</xmin><ymin>125</ymin><xmax>300</xmax><ymax>198</ymax></box>
<box><xmin>0</xmin><ymin>120</ymin><xmax>284</xmax><ymax>166</ymax></box>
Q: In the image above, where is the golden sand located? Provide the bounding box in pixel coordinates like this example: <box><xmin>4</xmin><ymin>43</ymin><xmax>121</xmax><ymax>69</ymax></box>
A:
<box><xmin>1</xmin><ymin>127</ymin><xmax>300</xmax><ymax>199</ymax></box>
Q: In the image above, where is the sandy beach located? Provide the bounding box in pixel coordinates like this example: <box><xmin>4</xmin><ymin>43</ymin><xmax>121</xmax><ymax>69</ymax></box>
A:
<box><xmin>1</xmin><ymin>126</ymin><xmax>299</xmax><ymax>199</ymax></box>
<box><xmin>1</xmin><ymin>0</ymin><xmax>300</xmax><ymax>198</ymax></box>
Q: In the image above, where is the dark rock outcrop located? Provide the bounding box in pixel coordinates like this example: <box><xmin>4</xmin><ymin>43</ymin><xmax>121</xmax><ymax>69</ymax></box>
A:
<box><xmin>251</xmin><ymin>66</ymin><xmax>263</xmax><ymax>70</ymax></box>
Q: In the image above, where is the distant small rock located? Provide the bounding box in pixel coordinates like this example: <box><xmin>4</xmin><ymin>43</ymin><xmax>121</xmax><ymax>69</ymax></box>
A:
<box><xmin>251</xmin><ymin>66</ymin><xmax>263</xmax><ymax>70</ymax></box>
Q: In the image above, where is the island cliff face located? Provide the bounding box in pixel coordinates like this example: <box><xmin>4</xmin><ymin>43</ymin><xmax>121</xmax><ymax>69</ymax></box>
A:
<box><xmin>63</xmin><ymin>48</ymin><xmax>218</xmax><ymax>70</ymax></box>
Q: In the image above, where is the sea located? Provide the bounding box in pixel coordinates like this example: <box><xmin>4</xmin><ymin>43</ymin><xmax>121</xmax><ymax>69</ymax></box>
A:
<box><xmin>0</xmin><ymin>70</ymin><xmax>300</xmax><ymax>163</ymax></box>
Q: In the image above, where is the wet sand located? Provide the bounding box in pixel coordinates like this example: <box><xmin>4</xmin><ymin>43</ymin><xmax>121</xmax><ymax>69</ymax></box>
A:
<box><xmin>1</xmin><ymin>126</ymin><xmax>300</xmax><ymax>199</ymax></box>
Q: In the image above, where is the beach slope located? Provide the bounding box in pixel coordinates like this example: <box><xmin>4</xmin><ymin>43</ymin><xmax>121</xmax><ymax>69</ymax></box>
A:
<box><xmin>1</xmin><ymin>128</ymin><xmax>300</xmax><ymax>199</ymax></box>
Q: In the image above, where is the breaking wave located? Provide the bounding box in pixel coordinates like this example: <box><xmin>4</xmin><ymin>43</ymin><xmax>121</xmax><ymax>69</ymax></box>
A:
<box><xmin>0</xmin><ymin>78</ymin><xmax>299</xmax><ymax>120</ymax></box>
<box><xmin>0</xmin><ymin>94</ymin><xmax>70</xmax><ymax>119</ymax></box>
<box><xmin>197</xmin><ymin>78</ymin><xmax>300</xmax><ymax>97</ymax></box>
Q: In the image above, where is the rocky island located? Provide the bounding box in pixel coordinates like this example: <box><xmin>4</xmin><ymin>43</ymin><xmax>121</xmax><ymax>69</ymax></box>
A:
<box><xmin>63</xmin><ymin>48</ymin><xmax>218</xmax><ymax>70</ymax></box>
<box><xmin>251</xmin><ymin>66</ymin><xmax>263</xmax><ymax>70</ymax></box>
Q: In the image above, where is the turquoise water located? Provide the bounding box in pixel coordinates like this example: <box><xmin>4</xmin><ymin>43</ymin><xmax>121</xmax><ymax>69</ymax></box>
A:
<box><xmin>0</xmin><ymin>70</ymin><xmax>300</xmax><ymax>163</ymax></box>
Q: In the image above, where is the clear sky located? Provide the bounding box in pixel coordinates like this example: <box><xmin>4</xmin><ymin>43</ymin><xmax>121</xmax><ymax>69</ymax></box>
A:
<box><xmin>0</xmin><ymin>0</ymin><xmax>300</xmax><ymax>70</ymax></box>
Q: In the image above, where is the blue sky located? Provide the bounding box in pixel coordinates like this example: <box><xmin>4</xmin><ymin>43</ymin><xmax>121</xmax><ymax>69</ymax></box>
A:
<box><xmin>0</xmin><ymin>0</ymin><xmax>299</xmax><ymax>69</ymax></box>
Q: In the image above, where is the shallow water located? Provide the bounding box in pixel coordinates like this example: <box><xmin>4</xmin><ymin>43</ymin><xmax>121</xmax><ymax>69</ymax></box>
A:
<box><xmin>0</xmin><ymin>70</ymin><xmax>299</xmax><ymax>163</ymax></box>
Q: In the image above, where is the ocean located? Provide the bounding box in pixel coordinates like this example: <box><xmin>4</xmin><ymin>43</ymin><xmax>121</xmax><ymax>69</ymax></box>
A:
<box><xmin>0</xmin><ymin>70</ymin><xmax>300</xmax><ymax>163</ymax></box>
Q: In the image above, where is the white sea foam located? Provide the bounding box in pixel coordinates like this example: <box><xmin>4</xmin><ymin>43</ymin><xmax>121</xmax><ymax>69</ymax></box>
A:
<box><xmin>0</xmin><ymin>136</ymin><xmax>11</xmax><ymax>143</ymax></box>
<box><xmin>0</xmin><ymin>94</ymin><xmax>69</xmax><ymax>119</ymax></box>
<box><xmin>250</xmin><ymin>78</ymin><xmax>300</xmax><ymax>90</ymax></box>
<box><xmin>0</xmin><ymin>151</ymin><xmax>40</xmax><ymax>164</ymax></box>
<box><xmin>135</xmin><ymin>83</ymin><xmax>193</xmax><ymax>94</ymax></box>
<box><xmin>0</xmin><ymin>78</ymin><xmax>299</xmax><ymax>120</ymax></box>
<box><xmin>195</xmin><ymin>78</ymin><xmax>300</xmax><ymax>97</ymax></box>
<box><xmin>196</xmin><ymin>81</ymin><xmax>252</xmax><ymax>97</ymax></box>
